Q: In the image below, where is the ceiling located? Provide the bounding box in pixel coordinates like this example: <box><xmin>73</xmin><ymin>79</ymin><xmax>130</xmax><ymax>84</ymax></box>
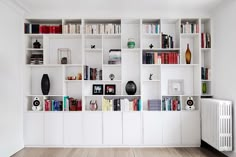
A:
<box><xmin>15</xmin><ymin>0</ymin><xmax>224</xmax><ymax>16</ymax></box>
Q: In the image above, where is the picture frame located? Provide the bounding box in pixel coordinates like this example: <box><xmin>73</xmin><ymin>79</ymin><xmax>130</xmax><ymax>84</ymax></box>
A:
<box><xmin>92</xmin><ymin>84</ymin><xmax>103</xmax><ymax>95</ymax></box>
<box><xmin>105</xmin><ymin>84</ymin><xmax>116</xmax><ymax>95</ymax></box>
<box><xmin>168</xmin><ymin>79</ymin><xmax>184</xmax><ymax>95</ymax></box>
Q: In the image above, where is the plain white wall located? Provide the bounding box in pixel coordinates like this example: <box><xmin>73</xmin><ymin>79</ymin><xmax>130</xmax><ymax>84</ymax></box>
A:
<box><xmin>212</xmin><ymin>0</ymin><xmax>236</xmax><ymax>156</ymax></box>
<box><xmin>0</xmin><ymin>1</ymin><xmax>24</xmax><ymax>157</ymax></box>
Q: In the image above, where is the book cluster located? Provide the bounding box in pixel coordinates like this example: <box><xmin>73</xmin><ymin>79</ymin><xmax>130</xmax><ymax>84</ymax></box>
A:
<box><xmin>143</xmin><ymin>52</ymin><xmax>180</xmax><ymax>64</ymax></box>
<box><xmin>84</xmin><ymin>66</ymin><xmax>102</xmax><ymax>80</ymax></box>
<box><xmin>201</xmin><ymin>33</ymin><xmax>211</xmax><ymax>48</ymax></box>
<box><xmin>108</xmin><ymin>49</ymin><xmax>121</xmax><ymax>64</ymax></box>
<box><xmin>102</xmin><ymin>98</ymin><xmax>142</xmax><ymax>111</ymax></box>
<box><xmin>162</xmin><ymin>97</ymin><xmax>181</xmax><ymax>111</ymax></box>
<box><xmin>181</xmin><ymin>22</ymin><xmax>199</xmax><ymax>33</ymax></box>
<box><xmin>62</xmin><ymin>24</ymin><xmax>81</xmax><ymax>34</ymax></box>
<box><xmin>148</xmin><ymin>99</ymin><xmax>161</xmax><ymax>111</ymax></box>
<box><xmin>161</xmin><ymin>33</ymin><xmax>174</xmax><ymax>48</ymax></box>
<box><xmin>85</xmin><ymin>24</ymin><xmax>121</xmax><ymax>34</ymax></box>
<box><xmin>24</xmin><ymin>23</ymin><xmax>62</xmax><ymax>34</ymax></box>
<box><xmin>201</xmin><ymin>67</ymin><xmax>211</xmax><ymax>80</ymax></box>
<box><xmin>45</xmin><ymin>99</ymin><xmax>63</xmax><ymax>111</ymax></box>
<box><xmin>142</xmin><ymin>24</ymin><xmax>160</xmax><ymax>34</ymax></box>
<box><xmin>63</xmin><ymin>97</ymin><xmax>82</xmax><ymax>111</ymax></box>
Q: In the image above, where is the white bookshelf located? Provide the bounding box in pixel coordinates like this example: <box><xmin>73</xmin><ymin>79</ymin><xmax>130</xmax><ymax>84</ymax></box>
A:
<box><xmin>23</xmin><ymin>18</ymin><xmax>212</xmax><ymax>147</ymax></box>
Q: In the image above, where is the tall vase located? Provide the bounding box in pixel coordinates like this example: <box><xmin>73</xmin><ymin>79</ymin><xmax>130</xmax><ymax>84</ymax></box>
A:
<box><xmin>41</xmin><ymin>74</ymin><xmax>50</xmax><ymax>95</ymax></box>
<box><xmin>202</xmin><ymin>82</ymin><xmax>207</xmax><ymax>94</ymax></box>
<box><xmin>185</xmin><ymin>44</ymin><xmax>191</xmax><ymax>64</ymax></box>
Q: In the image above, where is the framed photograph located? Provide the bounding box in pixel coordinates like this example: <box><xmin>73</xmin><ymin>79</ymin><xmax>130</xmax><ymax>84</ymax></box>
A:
<box><xmin>168</xmin><ymin>79</ymin><xmax>184</xmax><ymax>95</ymax></box>
<box><xmin>105</xmin><ymin>84</ymin><xmax>116</xmax><ymax>95</ymax></box>
<box><xmin>92</xmin><ymin>84</ymin><xmax>103</xmax><ymax>95</ymax></box>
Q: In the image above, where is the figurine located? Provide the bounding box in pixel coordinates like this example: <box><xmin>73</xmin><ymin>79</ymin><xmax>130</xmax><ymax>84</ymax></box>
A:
<box><xmin>149</xmin><ymin>74</ymin><xmax>153</xmax><ymax>80</ymax></box>
<box><xmin>91</xmin><ymin>45</ymin><xmax>95</xmax><ymax>49</ymax></box>
<box><xmin>149</xmin><ymin>44</ymin><xmax>154</xmax><ymax>49</ymax></box>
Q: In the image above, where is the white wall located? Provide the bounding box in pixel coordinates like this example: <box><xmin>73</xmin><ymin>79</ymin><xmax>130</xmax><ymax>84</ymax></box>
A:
<box><xmin>212</xmin><ymin>0</ymin><xmax>236</xmax><ymax>156</ymax></box>
<box><xmin>0</xmin><ymin>1</ymin><xmax>24</xmax><ymax>157</ymax></box>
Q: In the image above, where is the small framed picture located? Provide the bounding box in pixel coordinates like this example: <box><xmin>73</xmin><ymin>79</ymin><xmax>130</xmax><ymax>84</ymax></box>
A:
<box><xmin>92</xmin><ymin>84</ymin><xmax>103</xmax><ymax>95</ymax></box>
<box><xmin>168</xmin><ymin>79</ymin><xmax>184</xmax><ymax>95</ymax></box>
<box><xmin>105</xmin><ymin>84</ymin><xmax>116</xmax><ymax>95</ymax></box>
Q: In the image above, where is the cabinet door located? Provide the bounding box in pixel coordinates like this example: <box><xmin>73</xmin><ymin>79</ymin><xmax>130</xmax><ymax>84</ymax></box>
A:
<box><xmin>103</xmin><ymin>112</ymin><xmax>122</xmax><ymax>145</ymax></box>
<box><xmin>163</xmin><ymin>112</ymin><xmax>181</xmax><ymax>145</ymax></box>
<box><xmin>181</xmin><ymin>111</ymin><xmax>200</xmax><ymax>145</ymax></box>
<box><xmin>24</xmin><ymin>112</ymin><xmax>44</xmax><ymax>145</ymax></box>
<box><xmin>83</xmin><ymin>112</ymin><xmax>102</xmax><ymax>145</ymax></box>
<box><xmin>44</xmin><ymin>112</ymin><xmax>63</xmax><ymax>145</ymax></box>
<box><xmin>123</xmin><ymin>112</ymin><xmax>142</xmax><ymax>145</ymax></box>
<box><xmin>143</xmin><ymin>111</ymin><xmax>163</xmax><ymax>145</ymax></box>
<box><xmin>64</xmin><ymin>112</ymin><xmax>83</xmax><ymax>145</ymax></box>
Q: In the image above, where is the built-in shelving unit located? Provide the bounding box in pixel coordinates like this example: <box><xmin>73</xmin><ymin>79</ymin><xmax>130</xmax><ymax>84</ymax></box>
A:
<box><xmin>23</xmin><ymin>18</ymin><xmax>212</xmax><ymax>147</ymax></box>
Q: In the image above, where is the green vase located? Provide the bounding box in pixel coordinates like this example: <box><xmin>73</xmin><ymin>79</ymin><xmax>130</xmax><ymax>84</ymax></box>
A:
<box><xmin>202</xmin><ymin>83</ymin><xmax>207</xmax><ymax>94</ymax></box>
<box><xmin>127</xmin><ymin>38</ymin><xmax>135</xmax><ymax>48</ymax></box>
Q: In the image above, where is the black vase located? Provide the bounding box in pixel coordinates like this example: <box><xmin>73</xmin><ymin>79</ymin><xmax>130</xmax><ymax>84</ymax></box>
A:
<box><xmin>125</xmin><ymin>81</ymin><xmax>137</xmax><ymax>95</ymax></box>
<box><xmin>41</xmin><ymin>74</ymin><xmax>50</xmax><ymax>95</ymax></box>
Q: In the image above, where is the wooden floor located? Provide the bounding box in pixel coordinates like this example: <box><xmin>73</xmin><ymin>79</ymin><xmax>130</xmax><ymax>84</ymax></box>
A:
<box><xmin>12</xmin><ymin>148</ymin><xmax>226</xmax><ymax>157</ymax></box>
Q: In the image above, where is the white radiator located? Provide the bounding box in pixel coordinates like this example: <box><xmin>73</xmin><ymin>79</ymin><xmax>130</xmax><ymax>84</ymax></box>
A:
<box><xmin>201</xmin><ymin>99</ymin><xmax>233</xmax><ymax>151</ymax></box>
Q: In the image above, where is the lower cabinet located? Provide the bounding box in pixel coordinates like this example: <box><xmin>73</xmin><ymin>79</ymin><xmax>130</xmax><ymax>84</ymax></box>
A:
<box><xmin>83</xmin><ymin>112</ymin><xmax>103</xmax><ymax>145</ymax></box>
<box><xmin>123</xmin><ymin>112</ymin><xmax>142</xmax><ymax>145</ymax></box>
<box><xmin>44</xmin><ymin>112</ymin><xmax>63</xmax><ymax>145</ymax></box>
<box><xmin>64</xmin><ymin>112</ymin><xmax>83</xmax><ymax>145</ymax></box>
<box><xmin>24</xmin><ymin>112</ymin><xmax>44</xmax><ymax>145</ymax></box>
<box><xmin>103</xmin><ymin>112</ymin><xmax>122</xmax><ymax>145</ymax></box>
<box><xmin>163</xmin><ymin>112</ymin><xmax>181</xmax><ymax>145</ymax></box>
<box><xmin>181</xmin><ymin>111</ymin><xmax>200</xmax><ymax>145</ymax></box>
<box><xmin>143</xmin><ymin>111</ymin><xmax>163</xmax><ymax>145</ymax></box>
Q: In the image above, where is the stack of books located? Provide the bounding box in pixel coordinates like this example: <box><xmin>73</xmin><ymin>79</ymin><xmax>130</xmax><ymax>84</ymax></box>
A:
<box><xmin>62</xmin><ymin>24</ymin><xmax>81</xmax><ymax>34</ymax></box>
<box><xmin>201</xmin><ymin>33</ymin><xmax>211</xmax><ymax>48</ymax></box>
<box><xmin>63</xmin><ymin>96</ymin><xmax>82</xmax><ymax>111</ymax></box>
<box><xmin>148</xmin><ymin>99</ymin><xmax>161</xmax><ymax>111</ymax></box>
<box><xmin>85</xmin><ymin>24</ymin><xmax>121</xmax><ymax>34</ymax></box>
<box><xmin>143</xmin><ymin>52</ymin><xmax>179</xmax><ymax>64</ymax></box>
<box><xmin>45</xmin><ymin>99</ymin><xmax>63</xmax><ymax>111</ymax></box>
<box><xmin>201</xmin><ymin>67</ymin><xmax>211</xmax><ymax>80</ymax></box>
<box><xmin>162</xmin><ymin>97</ymin><xmax>181</xmax><ymax>111</ymax></box>
<box><xmin>143</xmin><ymin>52</ymin><xmax>161</xmax><ymax>64</ymax></box>
<box><xmin>142</xmin><ymin>24</ymin><xmax>160</xmax><ymax>34</ymax></box>
<box><xmin>108</xmin><ymin>49</ymin><xmax>121</xmax><ymax>64</ymax></box>
<box><xmin>181</xmin><ymin>22</ymin><xmax>199</xmax><ymax>33</ymax></box>
<box><xmin>84</xmin><ymin>65</ymin><xmax>102</xmax><ymax>80</ymax></box>
<box><xmin>24</xmin><ymin>23</ymin><xmax>62</xmax><ymax>34</ymax></box>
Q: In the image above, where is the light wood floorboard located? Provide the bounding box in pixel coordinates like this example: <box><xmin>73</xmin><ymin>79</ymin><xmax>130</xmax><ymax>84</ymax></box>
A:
<box><xmin>11</xmin><ymin>148</ymin><xmax>225</xmax><ymax>157</ymax></box>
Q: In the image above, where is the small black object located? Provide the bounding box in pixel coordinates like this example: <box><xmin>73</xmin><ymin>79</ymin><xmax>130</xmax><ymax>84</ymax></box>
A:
<box><xmin>61</xmin><ymin>57</ymin><xmax>67</xmax><ymax>64</ymax></box>
<box><xmin>149</xmin><ymin>74</ymin><xmax>153</xmax><ymax>80</ymax></box>
<box><xmin>149</xmin><ymin>44</ymin><xmax>154</xmax><ymax>49</ymax></box>
<box><xmin>91</xmin><ymin>45</ymin><xmax>95</xmax><ymax>49</ymax></box>
<box><xmin>33</xmin><ymin>40</ymin><xmax>41</xmax><ymax>49</ymax></box>
<box><xmin>41</xmin><ymin>74</ymin><xmax>50</xmax><ymax>95</ymax></box>
<box><xmin>109</xmin><ymin>74</ymin><xmax>115</xmax><ymax>80</ymax></box>
<box><xmin>125</xmin><ymin>81</ymin><xmax>137</xmax><ymax>95</ymax></box>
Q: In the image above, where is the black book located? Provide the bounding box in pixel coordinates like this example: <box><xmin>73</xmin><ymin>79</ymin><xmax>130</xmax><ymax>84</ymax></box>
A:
<box><xmin>113</xmin><ymin>99</ymin><xmax>117</xmax><ymax>111</ymax></box>
<box><xmin>31</xmin><ymin>24</ymin><xmax>40</xmax><ymax>34</ymax></box>
<box><xmin>117</xmin><ymin>99</ymin><xmax>121</xmax><ymax>111</ymax></box>
<box><xmin>143</xmin><ymin>52</ymin><xmax>146</xmax><ymax>64</ymax></box>
<box><xmin>24</xmin><ymin>23</ymin><xmax>30</xmax><ymax>34</ymax></box>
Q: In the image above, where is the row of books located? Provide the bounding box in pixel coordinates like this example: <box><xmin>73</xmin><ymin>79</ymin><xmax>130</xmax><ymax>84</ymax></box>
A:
<box><xmin>143</xmin><ymin>52</ymin><xmax>180</xmax><ymax>64</ymax></box>
<box><xmin>201</xmin><ymin>67</ymin><xmax>211</xmax><ymax>80</ymax></box>
<box><xmin>108</xmin><ymin>49</ymin><xmax>121</xmax><ymax>64</ymax></box>
<box><xmin>62</xmin><ymin>24</ymin><xmax>81</xmax><ymax>34</ymax></box>
<box><xmin>85</xmin><ymin>24</ymin><xmax>121</xmax><ymax>34</ymax></box>
<box><xmin>181</xmin><ymin>22</ymin><xmax>199</xmax><ymax>34</ymax></box>
<box><xmin>162</xmin><ymin>97</ymin><xmax>181</xmax><ymax>111</ymax></box>
<box><xmin>148</xmin><ymin>99</ymin><xmax>161</xmax><ymax>111</ymax></box>
<box><xmin>102</xmin><ymin>98</ymin><xmax>142</xmax><ymax>111</ymax></box>
<box><xmin>201</xmin><ymin>33</ymin><xmax>211</xmax><ymax>48</ymax></box>
<box><xmin>45</xmin><ymin>99</ymin><xmax>63</xmax><ymax>111</ymax></box>
<box><xmin>24</xmin><ymin>23</ymin><xmax>62</xmax><ymax>34</ymax></box>
<box><xmin>84</xmin><ymin>65</ymin><xmax>102</xmax><ymax>80</ymax></box>
<box><xmin>161</xmin><ymin>33</ymin><xmax>174</xmax><ymax>48</ymax></box>
<box><xmin>142</xmin><ymin>24</ymin><xmax>160</xmax><ymax>34</ymax></box>
<box><xmin>63</xmin><ymin>97</ymin><xmax>82</xmax><ymax>111</ymax></box>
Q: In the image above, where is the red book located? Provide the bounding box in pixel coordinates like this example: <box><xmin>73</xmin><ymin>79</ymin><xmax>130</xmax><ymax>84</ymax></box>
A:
<box><xmin>77</xmin><ymin>100</ymin><xmax>82</xmax><ymax>111</ymax></box>
<box><xmin>201</xmin><ymin>33</ymin><xmax>204</xmax><ymax>48</ymax></box>
<box><xmin>133</xmin><ymin>99</ymin><xmax>137</xmax><ymax>111</ymax></box>
<box><xmin>40</xmin><ymin>25</ymin><xmax>50</xmax><ymax>34</ymax></box>
<box><xmin>45</xmin><ymin>100</ymin><xmax>51</xmax><ymax>111</ymax></box>
<box><xmin>173</xmin><ymin>53</ymin><xmax>176</xmax><ymax>64</ymax></box>
<box><xmin>172</xmin><ymin>100</ymin><xmax>178</xmax><ymax>111</ymax></box>
<box><xmin>161</xmin><ymin>53</ymin><xmax>165</xmax><ymax>64</ymax></box>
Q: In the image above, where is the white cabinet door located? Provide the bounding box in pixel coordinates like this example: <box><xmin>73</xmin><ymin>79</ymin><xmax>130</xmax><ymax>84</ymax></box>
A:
<box><xmin>181</xmin><ymin>111</ymin><xmax>200</xmax><ymax>145</ymax></box>
<box><xmin>163</xmin><ymin>112</ymin><xmax>181</xmax><ymax>145</ymax></box>
<box><xmin>143</xmin><ymin>112</ymin><xmax>163</xmax><ymax>145</ymax></box>
<box><xmin>103</xmin><ymin>112</ymin><xmax>122</xmax><ymax>145</ymax></box>
<box><xmin>123</xmin><ymin>112</ymin><xmax>142</xmax><ymax>145</ymax></box>
<box><xmin>44</xmin><ymin>112</ymin><xmax>63</xmax><ymax>145</ymax></box>
<box><xmin>64</xmin><ymin>112</ymin><xmax>83</xmax><ymax>145</ymax></box>
<box><xmin>83</xmin><ymin>112</ymin><xmax>102</xmax><ymax>145</ymax></box>
<box><xmin>24</xmin><ymin>112</ymin><xmax>44</xmax><ymax>145</ymax></box>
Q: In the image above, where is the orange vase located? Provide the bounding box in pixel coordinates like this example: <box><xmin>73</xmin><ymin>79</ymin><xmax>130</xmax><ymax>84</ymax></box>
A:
<box><xmin>185</xmin><ymin>44</ymin><xmax>191</xmax><ymax>64</ymax></box>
